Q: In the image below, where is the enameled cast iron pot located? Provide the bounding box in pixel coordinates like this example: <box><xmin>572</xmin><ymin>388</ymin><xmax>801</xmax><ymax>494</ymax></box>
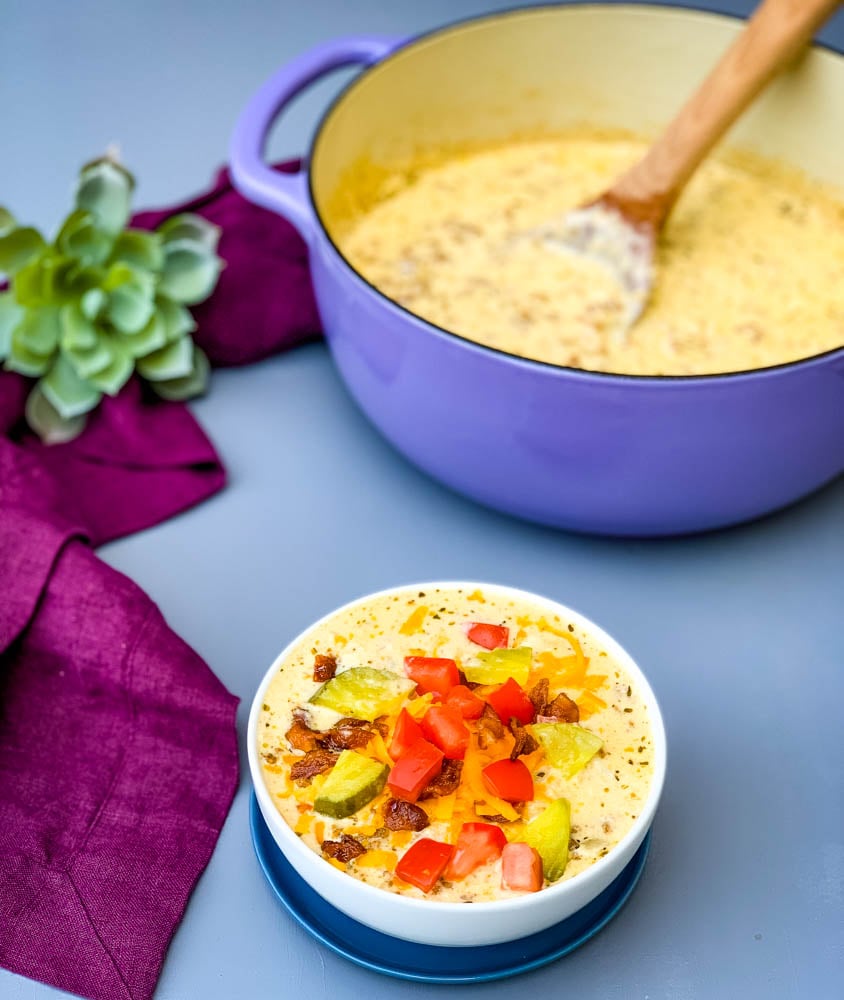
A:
<box><xmin>230</xmin><ymin>4</ymin><xmax>844</xmax><ymax>536</ymax></box>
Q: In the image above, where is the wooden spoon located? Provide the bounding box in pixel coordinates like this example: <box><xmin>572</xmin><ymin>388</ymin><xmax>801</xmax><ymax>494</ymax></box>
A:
<box><xmin>537</xmin><ymin>0</ymin><xmax>842</xmax><ymax>333</ymax></box>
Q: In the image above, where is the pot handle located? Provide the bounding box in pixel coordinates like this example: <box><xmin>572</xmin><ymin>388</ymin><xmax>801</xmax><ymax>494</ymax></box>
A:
<box><xmin>229</xmin><ymin>35</ymin><xmax>401</xmax><ymax>243</ymax></box>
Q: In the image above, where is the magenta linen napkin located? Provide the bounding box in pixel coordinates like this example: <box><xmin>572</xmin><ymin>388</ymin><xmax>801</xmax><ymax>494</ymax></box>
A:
<box><xmin>0</xmin><ymin>161</ymin><xmax>321</xmax><ymax>1000</ymax></box>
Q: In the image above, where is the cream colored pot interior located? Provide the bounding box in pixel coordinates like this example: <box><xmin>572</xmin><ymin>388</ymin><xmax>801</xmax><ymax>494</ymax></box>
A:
<box><xmin>311</xmin><ymin>4</ymin><xmax>844</xmax><ymax>238</ymax></box>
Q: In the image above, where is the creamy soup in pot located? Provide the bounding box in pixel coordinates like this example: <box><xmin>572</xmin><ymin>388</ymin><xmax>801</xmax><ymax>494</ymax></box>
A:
<box><xmin>336</xmin><ymin>134</ymin><xmax>844</xmax><ymax>375</ymax></box>
<box><xmin>257</xmin><ymin>586</ymin><xmax>655</xmax><ymax>901</ymax></box>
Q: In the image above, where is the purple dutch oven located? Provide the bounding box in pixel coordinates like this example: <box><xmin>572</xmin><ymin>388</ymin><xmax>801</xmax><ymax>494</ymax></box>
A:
<box><xmin>230</xmin><ymin>5</ymin><xmax>844</xmax><ymax>536</ymax></box>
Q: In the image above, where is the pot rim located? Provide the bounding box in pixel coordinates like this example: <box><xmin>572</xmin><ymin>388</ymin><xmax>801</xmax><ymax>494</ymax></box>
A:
<box><xmin>307</xmin><ymin>1</ymin><xmax>844</xmax><ymax>385</ymax></box>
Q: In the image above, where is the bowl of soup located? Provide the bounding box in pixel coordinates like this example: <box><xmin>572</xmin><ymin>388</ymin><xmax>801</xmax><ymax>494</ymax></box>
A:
<box><xmin>248</xmin><ymin>581</ymin><xmax>666</xmax><ymax>947</ymax></box>
<box><xmin>231</xmin><ymin>4</ymin><xmax>844</xmax><ymax>535</ymax></box>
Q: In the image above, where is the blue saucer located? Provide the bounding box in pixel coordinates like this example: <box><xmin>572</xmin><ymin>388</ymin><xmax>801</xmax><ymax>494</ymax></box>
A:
<box><xmin>250</xmin><ymin>792</ymin><xmax>650</xmax><ymax>983</ymax></box>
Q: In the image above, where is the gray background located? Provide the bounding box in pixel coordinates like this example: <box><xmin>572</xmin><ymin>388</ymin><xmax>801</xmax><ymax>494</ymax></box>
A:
<box><xmin>2</xmin><ymin>1</ymin><xmax>843</xmax><ymax>998</ymax></box>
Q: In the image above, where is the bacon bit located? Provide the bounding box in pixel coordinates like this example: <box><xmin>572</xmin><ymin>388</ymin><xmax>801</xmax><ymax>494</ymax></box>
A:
<box><xmin>372</xmin><ymin>717</ymin><xmax>390</xmax><ymax>739</ymax></box>
<box><xmin>384</xmin><ymin>798</ymin><xmax>430</xmax><ymax>832</ymax></box>
<box><xmin>419</xmin><ymin>758</ymin><xmax>463</xmax><ymax>799</ymax></box>
<box><xmin>509</xmin><ymin>719</ymin><xmax>539</xmax><ymax>760</ymax></box>
<box><xmin>320</xmin><ymin>718</ymin><xmax>374</xmax><ymax>751</ymax></box>
<box><xmin>322</xmin><ymin>835</ymin><xmax>366</xmax><ymax>863</ymax></box>
<box><xmin>285</xmin><ymin>714</ymin><xmax>321</xmax><ymax>752</ymax></box>
<box><xmin>313</xmin><ymin>653</ymin><xmax>337</xmax><ymax>682</ymax></box>
<box><xmin>529</xmin><ymin>678</ymin><xmax>550</xmax><ymax>714</ymax></box>
<box><xmin>545</xmin><ymin>691</ymin><xmax>580</xmax><ymax>723</ymax></box>
<box><xmin>477</xmin><ymin>703</ymin><xmax>505</xmax><ymax>749</ymax></box>
<box><xmin>290</xmin><ymin>749</ymin><xmax>339</xmax><ymax>784</ymax></box>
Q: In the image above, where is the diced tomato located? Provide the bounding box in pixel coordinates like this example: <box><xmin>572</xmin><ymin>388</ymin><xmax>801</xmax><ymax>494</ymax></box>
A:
<box><xmin>388</xmin><ymin>708</ymin><xmax>423</xmax><ymax>760</ymax></box>
<box><xmin>487</xmin><ymin>677</ymin><xmax>535</xmax><ymax>726</ymax></box>
<box><xmin>404</xmin><ymin>656</ymin><xmax>460</xmax><ymax>697</ymax></box>
<box><xmin>444</xmin><ymin>822</ymin><xmax>508</xmax><ymax>880</ymax></box>
<box><xmin>421</xmin><ymin>705</ymin><xmax>470</xmax><ymax>760</ymax></box>
<box><xmin>482</xmin><ymin>758</ymin><xmax>534</xmax><ymax>802</ymax></box>
<box><xmin>395</xmin><ymin>838</ymin><xmax>455</xmax><ymax>893</ymax></box>
<box><xmin>501</xmin><ymin>842</ymin><xmax>544</xmax><ymax>892</ymax></box>
<box><xmin>464</xmin><ymin>622</ymin><xmax>510</xmax><ymax>650</ymax></box>
<box><xmin>444</xmin><ymin>684</ymin><xmax>485</xmax><ymax>720</ymax></box>
<box><xmin>387</xmin><ymin>738</ymin><xmax>444</xmax><ymax>802</ymax></box>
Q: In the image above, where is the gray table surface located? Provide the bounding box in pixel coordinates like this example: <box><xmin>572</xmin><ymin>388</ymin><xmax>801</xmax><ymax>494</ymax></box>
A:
<box><xmin>3</xmin><ymin>1</ymin><xmax>843</xmax><ymax>997</ymax></box>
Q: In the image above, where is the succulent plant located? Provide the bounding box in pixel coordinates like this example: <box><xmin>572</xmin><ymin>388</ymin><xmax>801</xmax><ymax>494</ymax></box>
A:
<box><xmin>0</xmin><ymin>155</ymin><xmax>223</xmax><ymax>443</ymax></box>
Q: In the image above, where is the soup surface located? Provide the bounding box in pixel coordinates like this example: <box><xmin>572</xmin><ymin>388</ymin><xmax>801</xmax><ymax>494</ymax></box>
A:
<box><xmin>338</xmin><ymin>134</ymin><xmax>844</xmax><ymax>375</ymax></box>
<box><xmin>258</xmin><ymin>586</ymin><xmax>654</xmax><ymax>901</ymax></box>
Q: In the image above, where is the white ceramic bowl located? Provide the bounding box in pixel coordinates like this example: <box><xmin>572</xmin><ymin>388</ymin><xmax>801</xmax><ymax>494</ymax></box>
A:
<box><xmin>248</xmin><ymin>582</ymin><xmax>667</xmax><ymax>947</ymax></box>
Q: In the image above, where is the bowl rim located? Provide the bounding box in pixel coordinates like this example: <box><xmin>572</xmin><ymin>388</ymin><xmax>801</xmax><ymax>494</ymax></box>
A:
<box><xmin>307</xmin><ymin>1</ymin><xmax>844</xmax><ymax>384</ymax></box>
<box><xmin>247</xmin><ymin>580</ymin><xmax>668</xmax><ymax>916</ymax></box>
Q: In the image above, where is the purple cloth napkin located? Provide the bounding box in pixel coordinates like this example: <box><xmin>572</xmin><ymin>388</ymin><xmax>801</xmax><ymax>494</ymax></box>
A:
<box><xmin>0</xmin><ymin>162</ymin><xmax>322</xmax><ymax>999</ymax></box>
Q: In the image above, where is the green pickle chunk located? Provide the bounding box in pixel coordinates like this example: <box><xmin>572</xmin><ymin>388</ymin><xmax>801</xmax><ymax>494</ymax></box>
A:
<box><xmin>314</xmin><ymin>750</ymin><xmax>388</xmax><ymax>819</ymax></box>
<box><xmin>463</xmin><ymin>646</ymin><xmax>533</xmax><ymax>686</ymax></box>
<box><xmin>524</xmin><ymin>798</ymin><xmax>571</xmax><ymax>882</ymax></box>
<box><xmin>531</xmin><ymin>722</ymin><xmax>603</xmax><ymax>779</ymax></box>
<box><xmin>309</xmin><ymin>667</ymin><xmax>414</xmax><ymax>720</ymax></box>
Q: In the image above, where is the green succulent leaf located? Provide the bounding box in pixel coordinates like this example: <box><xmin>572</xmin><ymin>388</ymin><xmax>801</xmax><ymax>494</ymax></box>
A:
<box><xmin>136</xmin><ymin>333</ymin><xmax>194</xmax><ymax>381</ymax></box>
<box><xmin>148</xmin><ymin>344</ymin><xmax>210</xmax><ymax>401</ymax></box>
<box><xmin>0</xmin><ymin>292</ymin><xmax>23</xmax><ymax>359</ymax></box>
<box><xmin>104</xmin><ymin>262</ymin><xmax>156</xmax><ymax>334</ymax></box>
<box><xmin>25</xmin><ymin>384</ymin><xmax>88</xmax><ymax>444</ymax></box>
<box><xmin>84</xmin><ymin>338</ymin><xmax>133</xmax><ymax>395</ymax></box>
<box><xmin>40</xmin><ymin>352</ymin><xmax>103</xmax><ymax>419</ymax></box>
<box><xmin>13</xmin><ymin>254</ymin><xmax>93</xmax><ymax>307</ymax></box>
<box><xmin>5</xmin><ymin>327</ymin><xmax>53</xmax><ymax>376</ymax></box>
<box><xmin>75</xmin><ymin>158</ymin><xmax>134</xmax><ymax>235</ymax></box>
<box><xmin>16</xmin><ymin>307</ymin><xmax>62</xmax><ymax>355</ymax></box>
<box><xmin>121</xmin><ymin>309</ymin><xmax>167</xmax><ymax>358</ymax></box>
<box><xmin>0</xmin><ymin>208</ymin><xmax>16</xmax><ymax>236</ymax></box>
<box><xmin>56</xmin><ymin>209</ymin><xmax>113</xmax><ymax>265</ymax></box>
<box><xmin>156</xmin><ymin>295</ymin><xmax>196</xmax><ymax>342</ymax></box>
<box><xmin>63</xmin><ymin>340</ymin><xmax>115</xmax><ymax>380</ymax></box>
<box><xmin>110</xmin><ymin>229</ymin><xmax>164</xmax><ymax>271</ymax></box>
<box><xmin>158</xmin><ymin>238</ymin><xmax>222</xmax><ymax>305</ymax></box>
<box><xmin>0</xmin><ymin>226</ymin><xmax>46</xmax><ymax>276</ymax></box>
<box><xmin>61</xmin><ymin>303</ymin><xmax>99</xmax><ymax>350</ymax></box>
<box><xmin>80</xmin><ymin>287</ymin><xmax>106</xmax><ymax>320</ymax></box>
<box><xmin>156</xmin><ymin>213</ymin><xmax>221</xmax><ymax>252</ymax></box>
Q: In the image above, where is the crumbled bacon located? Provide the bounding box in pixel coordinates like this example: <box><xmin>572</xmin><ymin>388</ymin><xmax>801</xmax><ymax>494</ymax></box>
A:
<box><xmin>529</xmin><ymin>679</ymin><xmax>550</xmax><ymax>714</ymax></box>
<box><xmin>482</xmin><ymin>813</ymin><xmax>514</xmax><ymax>824</ymax></box>
<box><xmin>384</xmin><ymin>798</ymin><xmax>430</xmax><ymax>831</ymax></box>
<box><xmin>320</xmin><ymin>717</ymin><xmax>374</xmax><ymax>751</ymax></box>
<box><xmin>289</xmin><ymin>749</ymin><xmax>338</xmax><ymax>784</ymax></box>
<box><xmin>321</xmin><ymin>835</ymin><xmax>366</xmax><ymax>863</ymax></box>
<box><xmin>419</xmin><ymin>758</ymin><xmax>463</xmax><ymax>799</ymax></box>
<box><xmin>477</xmin><ymin>703</ymin><xmax>505</xmax><ymax>749</ymax></box>
<box><xmin>313</xmin><ymin>653</ymin><xmax>338</xmax><ymax>682</ymax></box>
<box><xmin>528</xmin><ymin>679</ymin><xmax>579</xmax><ymax>723</ymax></box>
<box><xmin>372</xmin><ymin>717</ymin><xmax>389</xmax><ymax>739</ymax></box>
<box><xmin>285</xmin><ymin>714</ymin><xmax>321</xmax><ymax>753</ymax></box>
<box><xmin>544</xmin><ymin>692</ymin><xmax>579</xmax><ymax>723</ymax></box>
<box><xmin>509</xmin><ymin>719</ymin><xmax>539</xmax><ymax>760</ymax></box>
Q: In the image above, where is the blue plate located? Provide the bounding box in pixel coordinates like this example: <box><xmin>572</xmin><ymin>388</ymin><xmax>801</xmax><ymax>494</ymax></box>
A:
<box><xmin>250</xmin><ymin>792</ymin><xmax>651</xmax><ymax>983</ymax></box>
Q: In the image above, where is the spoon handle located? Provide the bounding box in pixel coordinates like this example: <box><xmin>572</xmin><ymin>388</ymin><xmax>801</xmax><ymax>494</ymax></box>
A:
<box><xmin>605</xmin><ymin>0</ymin><xmax>841</xmax><ymax>227</ymax></box>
